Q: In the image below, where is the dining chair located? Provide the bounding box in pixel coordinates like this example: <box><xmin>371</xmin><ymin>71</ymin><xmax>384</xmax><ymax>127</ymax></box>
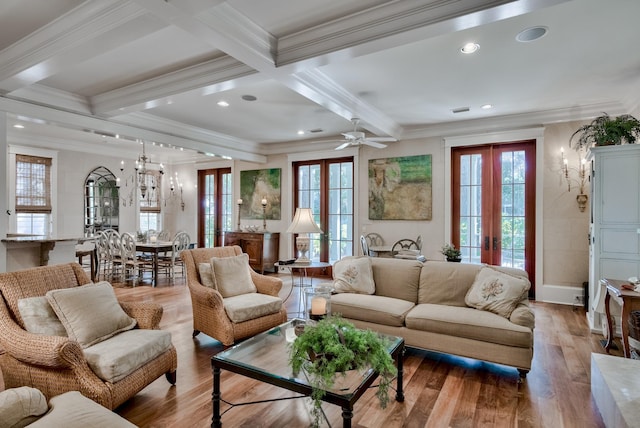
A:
<box><xmin>391</xmin><ymin>238</ymin><xmax>425</xmax><ymax>261</ymax></box>
<box><xmin>360</xmin><ymin>235</ymin><xmax>370</xmax><ymax>256</ymax></box>
<box><xmin>364</xmin><ymin>232</ymin><xmax>384</xmax><ymax>248</ymax></box>
<box><xmin>159</xmin><ymin>231</ymin><xmax>191</xmax><ymax>280</ymax></box>
<box><xmin>120</xmin><ymin>232</ymin><xmax>152</xmax><ymax>285</ymax></box>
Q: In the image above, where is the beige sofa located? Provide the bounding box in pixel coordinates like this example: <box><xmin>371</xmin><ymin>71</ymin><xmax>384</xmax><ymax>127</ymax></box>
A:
<box><xmin>329</xmin><ymin>257</ymin><xmax>535</xmax><ymax>379</ymax></box>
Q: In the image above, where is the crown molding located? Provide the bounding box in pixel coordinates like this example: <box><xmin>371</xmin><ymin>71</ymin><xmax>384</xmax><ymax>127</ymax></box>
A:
<box><xmin>9</xmin><ymin>84</ymin><xmax>91</xmax><ymax>115</ymax></box>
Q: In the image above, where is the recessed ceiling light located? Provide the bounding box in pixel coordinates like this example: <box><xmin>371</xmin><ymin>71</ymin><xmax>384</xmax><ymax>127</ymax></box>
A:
<box><xmin>241</xmin><ymin>95</ymin><xmax>257</xmax><ymax>101</ymax></box>
<box><xmin>516</xmin><ymin>26</ymin><xmax>548</xmax><ymax>43</ymax></box>
<box><xmin>13</xmin><ymin>124</ymin><xmax>24</xmax><ymax>129</ymax></box>
<box><xmin>481</xmin><ymin>104</ymin><xmax>493</xmax><ymax>110</ymax></box>
<box><xmin>297</xmin><ymin>130</ymin><xmax>305</xmax><ymax>135</ymax></box>
<box><xmin>460</xmin><ymin>42</ymin><xmax>479</xmax><ymax>54</ymax></box>
<box><xmin>217</xmin><ymin>101</ymin><xmax>229</xmax><ymax>107</ymax></box>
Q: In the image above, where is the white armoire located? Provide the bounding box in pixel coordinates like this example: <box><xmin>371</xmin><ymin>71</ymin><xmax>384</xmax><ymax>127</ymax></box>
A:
<box><xmin>588</xmin><ymin>144</ymin><xmax>640</xmax><ymax>332</ymax></box>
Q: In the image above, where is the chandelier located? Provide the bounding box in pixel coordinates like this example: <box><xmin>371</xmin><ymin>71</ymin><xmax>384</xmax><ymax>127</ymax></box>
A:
<box><xmin>118</xmin><ymin>140</ymin><xmax>164</xmax><ymax>203</ymax></box>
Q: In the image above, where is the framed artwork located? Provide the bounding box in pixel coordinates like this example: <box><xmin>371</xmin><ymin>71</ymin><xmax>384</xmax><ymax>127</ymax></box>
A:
<box><xmin>240</xmin><ymin>168</ymin><xmax>281</xmax><ymax>219</ymax></box>
<box><xmin>368</xmin><ymin>154</ymin><xmax>432</xmax><ymax>220</ymax></box>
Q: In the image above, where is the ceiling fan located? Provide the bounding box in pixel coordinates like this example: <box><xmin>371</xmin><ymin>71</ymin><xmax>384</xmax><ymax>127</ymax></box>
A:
<box><xmin>329</xmin><ymin>118</ymin><xmax>397</xmax><ymax>150</ymax></box>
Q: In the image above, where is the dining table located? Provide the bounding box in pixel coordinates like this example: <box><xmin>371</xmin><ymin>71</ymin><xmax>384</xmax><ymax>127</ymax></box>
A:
<box><xmin>135</xmin><ymin>241</ymin><xmax>173</xmax><ymax>286</ymax></box>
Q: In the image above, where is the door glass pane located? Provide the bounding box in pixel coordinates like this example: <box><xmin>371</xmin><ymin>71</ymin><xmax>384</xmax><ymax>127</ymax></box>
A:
<box><xmin>221</xmin><ymin>172</ymin><xmax>232</xmax><ymax>234</ymax></box>
<box><xmin>204</xmin><ymin>174</ymin><xmax>215</xmax><ymax>247</ymax></box>
<box><xmin>459</xmin><ymin>154</ymin><xmax>482</xmax><ymax>263</ymax></box>
<box><xmin>500</xmin><ymin>150</ymin><xmax>526</xmax><ymax>269</ymax></box>
<box><xmin>328</xmin><ymin>162</ymin><xmax>353</xmax><ymax>263</ymax></box>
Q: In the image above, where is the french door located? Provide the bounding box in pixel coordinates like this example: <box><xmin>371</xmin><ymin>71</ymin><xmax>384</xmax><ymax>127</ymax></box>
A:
<box><xmin>292</xmin><ymin>158</ymin><xmax>353</xmax><ymax>263</ymax></box>
<box><xmin>197</xmin><ymin>168</ymin><xmax>232</xmax><ymax>248</ymax></box>
<box><xmin>452</xmin><ymin>140</ymin><xmax>536</xmax><ymax>294</ymax></box>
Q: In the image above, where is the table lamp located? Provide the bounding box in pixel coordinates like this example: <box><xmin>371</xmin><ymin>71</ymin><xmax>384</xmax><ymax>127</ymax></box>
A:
<box><xmin>286</xmin><ymin>207</ymin><xmax>322</xmax><ymax>265</ymax></box>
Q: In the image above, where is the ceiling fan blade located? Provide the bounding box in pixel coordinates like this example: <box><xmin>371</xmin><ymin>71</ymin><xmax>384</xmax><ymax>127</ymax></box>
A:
<box><xmin>335</xmin><ymin>142</ymin><xmax>351</xmax><ymax>150</ymax></box>
<box><xmin>341</xmin><ymin>132</ymin><xmax>358</xmax><ymax>140</ymax></box>
<box><xmin>362</xmin><ymin>140</ymin><xmax>387</xmax><ymax>149</ymax></box>
<box><xmin>366</xmin><ymin>137</ymin><xmax>397</xmax><ymax>143</ymax></box>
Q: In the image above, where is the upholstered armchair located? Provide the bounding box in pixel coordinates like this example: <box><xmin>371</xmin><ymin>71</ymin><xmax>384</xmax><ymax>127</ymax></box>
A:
<box><xmin>0</xmin><ymin>263</ymin><xmax>177</xmax><ymax>410</ymax></box>
<box><xmin>181</xmin><ymin>246</ymin><xmax>287</xmax><ymax>346</ymax></box>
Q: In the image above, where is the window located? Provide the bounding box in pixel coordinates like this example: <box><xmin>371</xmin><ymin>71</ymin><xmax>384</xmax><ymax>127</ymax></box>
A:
<box><xmin>15</xmin><ymin>154</ymin><xmax>52</xmax><ymax>235</ymax></box>
<box><xmin>293</xmin><ymin>158</ymin><xmax>353</xmax><ymax>263</ymax></box>
<box><xmin>139</xmin><ymin>171</ymin><xmax>161</xmax><ymax>232</ymax></box>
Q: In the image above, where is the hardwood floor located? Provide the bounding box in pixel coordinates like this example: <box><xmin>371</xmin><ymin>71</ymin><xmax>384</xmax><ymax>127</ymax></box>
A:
<box><xmin>2</xmin><ymin>268</ymin><xmax>613</xmax><ymax>427</ymax></box>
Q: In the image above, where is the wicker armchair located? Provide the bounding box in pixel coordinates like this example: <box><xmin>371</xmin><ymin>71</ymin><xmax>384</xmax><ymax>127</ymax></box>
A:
<box><xmin>0</xmin><ymin>263</ymin><xmax>177</xmax><ymax>410</ymax></box>
<box><xmin>181</xmin><ymin>246</ymin><xmax>287</xmax><ymax>346</ymax></box>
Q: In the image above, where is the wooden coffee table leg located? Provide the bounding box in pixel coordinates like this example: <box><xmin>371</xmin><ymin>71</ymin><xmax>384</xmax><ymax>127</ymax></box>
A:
<box><xmin>396</xmin><ymin>345</ymin><xmax>405</xmax><ymax>402</ymax></box>
<box><xmin>341</xmin><ymin>407</ymin><xmax>353</xmax><ymax>428</ymax></box>
<box><xmin>212</xmin><ymin>366</ymin><xmax>221</xmax><ymax>428</ymax></box>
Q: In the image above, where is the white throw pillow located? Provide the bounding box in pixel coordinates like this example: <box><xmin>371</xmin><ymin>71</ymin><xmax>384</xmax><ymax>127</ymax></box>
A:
<box><xmin>198</xmin><ymin>263</ymin><xmax>216</xmax><ymax>288</ymax></box>
<box><xmin>0</xmin><ymin>386</ymin><xmax>48</xmax><ymax>428</ymax></box>
<box><xmin>465</xmin><ymin>267</ymin><xmax>530</xmax><ymax>318</ymax></box>
<box><xmin>46</xmin><ymin>281</ymin><xmax>137</xmax><ymax>348</ymax></box>
<box><xmin>210</xmin><ymin>254</ymin><xmax>256</xmax><ymax>298</ymax></box>
<box><xmin>332</xmin><ymin>256</ymin><xmax>376</xmax><ymax>294</ymax></box>
<box><xmin>17</xmin><ymin>296</ymin><xmax>67</xmax><ymax>336</ymax></box>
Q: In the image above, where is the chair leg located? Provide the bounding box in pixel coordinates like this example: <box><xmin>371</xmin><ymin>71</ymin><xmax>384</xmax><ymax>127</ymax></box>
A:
<box><xmin>165</xmin><ymin>371</ymin><xmax>177</xmax><ymax>385</ymax></box>
<box><xmin>192</xmin><ymin>330</ymin><xmax>200</xmax><ymax>338</ymax></box>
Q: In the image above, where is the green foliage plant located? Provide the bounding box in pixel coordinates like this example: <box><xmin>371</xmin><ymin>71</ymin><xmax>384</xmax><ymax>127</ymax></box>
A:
<box><xmin>570</xmin><ymin>113</ymin><xmax>640</xmax><ymax>150</ymax></box>
<box><xmin>441</xmin><ymin>243</ymin><xmax>462</xmax><ymax>261</ymax></box>
<box><xmin>288</xmin><ymin>315</ymin><xmax>397</xmax><ymax>427</ymax></box>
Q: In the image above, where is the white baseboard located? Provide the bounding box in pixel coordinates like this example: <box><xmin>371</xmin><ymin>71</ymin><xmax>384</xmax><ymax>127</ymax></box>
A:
<box><xmin>538</xmin><ymin>283</ymin><xmax>585</xmax><ymax>306</ymax></box>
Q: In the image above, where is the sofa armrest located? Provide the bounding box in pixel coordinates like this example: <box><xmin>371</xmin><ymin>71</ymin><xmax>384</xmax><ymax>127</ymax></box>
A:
<box><xmin>118</xmin><ymin>301</ymin><xmax>163</xmax><ymax>330</ymax></box>
<box><xmin>250</xmin><ymin>271</ymin><xmax>283</xmax><ymax>297</ymax></box>
<box><xmin>509</xmin><ymin>300</ymin><xmax>535</xmax><ymax>329</ymax></box>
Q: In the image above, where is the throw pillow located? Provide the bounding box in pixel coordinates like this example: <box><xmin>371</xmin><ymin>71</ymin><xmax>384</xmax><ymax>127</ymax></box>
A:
<box><xmin>465</xmin><ymin>267</ymin><xmax>530</xmax><ymax>318</ymax></box>
<box><xmin>46</xmin><ymin>281</ymin><xmax>137</xmax><ymax>348</ymax></box>
<box><xmin>210</xmin><ymin>253</ymin><xmax>256</xmax><ymax>298</ymax></box>
<box><xmin>0</xmin><ymin>386</ymin><xmax>48</xmax><ymax>428</ymax></box>
<box><xmin>332</xmin><ymin>256</ymin><xmax>375</xmax><ymax>294</ymax></box>
<box><xmin>198</xmin><ymin>262</ymin><xmax>216</xmax><ymax>288</ymax></box>
<box><xmin>17</xmin><ymin>296</ymin><xmax>67</xmax><ymax>336</ymax></box>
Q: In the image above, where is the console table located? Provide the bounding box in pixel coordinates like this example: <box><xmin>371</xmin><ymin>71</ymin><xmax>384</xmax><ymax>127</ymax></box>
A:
<box><xmin>224</xmin><ymin>231</ymin><xmax>279</xmax><ymax>274</ymax></box>
<box><xmin>603</xmin><ymin>278</ymin><xmax>640</xmax><ymax>358</ymax></box>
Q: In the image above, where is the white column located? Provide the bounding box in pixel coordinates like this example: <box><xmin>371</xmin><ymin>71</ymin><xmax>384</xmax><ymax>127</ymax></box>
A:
<box><xmin>0</xmin><ymin>112</ymin><xmax>8</xmax><ymax>272</ymax></box>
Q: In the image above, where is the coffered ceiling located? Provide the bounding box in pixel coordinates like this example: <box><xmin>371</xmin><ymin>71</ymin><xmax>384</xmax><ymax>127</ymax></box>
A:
<box><xmin>1</xmin><ymin>0</ymin><xmax>639</xmax><ymax>164</ymax></box>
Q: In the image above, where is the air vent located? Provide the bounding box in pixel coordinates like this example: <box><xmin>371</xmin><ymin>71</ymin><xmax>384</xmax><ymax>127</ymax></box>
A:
<box><xmin>309</xmin><ymin>128</ymin><xmax>324</xmax><ymax>133</ymax></box>
<box><xmin>452</xmin><ymin>107</ymin><xmax>470</xmax><ymax>114</ymax></box>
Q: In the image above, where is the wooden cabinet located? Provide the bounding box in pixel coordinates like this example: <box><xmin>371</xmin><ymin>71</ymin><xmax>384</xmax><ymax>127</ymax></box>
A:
<box><xmin>588</xmin><ymin>145</ymin><xmax>640</xmax><ymax>332</ymax></box>
<box><xmin>224</xmin><ymin>231</ymin><xmax>280</xmax><ymax>274</ymax></box>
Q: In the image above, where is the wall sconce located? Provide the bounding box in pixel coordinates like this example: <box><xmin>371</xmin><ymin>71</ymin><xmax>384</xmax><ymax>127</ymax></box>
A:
<box><xmin>163</xmin><ymin>172</ymin><xmax>185</xmax><ymax>211</ymax></box>
<box><xmin>261</xmin><ymin>197</ymin><xmax>268</xmax><ymax>231</ymax></box>
<box><xmin>561</xmin><ymin>147</ymin><xmax>589</xmax><ymax>212</ymax></box>
<box><xmin>237</xmin><ymin>198</ymin><xmax>243</xmax><ymax>231</ymax></box>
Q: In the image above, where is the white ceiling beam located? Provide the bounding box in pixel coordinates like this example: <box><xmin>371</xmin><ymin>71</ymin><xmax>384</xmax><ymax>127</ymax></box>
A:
<box><xmin>0</xmin><ymin>96</ymin><xmax>266</xmax><ymax>163</ymax></box>
<box><xmin>0</xmin><ymin>0</ymin><xmax>149</xmax><ymax>93</ymax></box>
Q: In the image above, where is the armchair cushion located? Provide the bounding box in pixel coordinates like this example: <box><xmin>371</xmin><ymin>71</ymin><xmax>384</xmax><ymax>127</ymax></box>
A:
<box><xmin>210</xmin><ymin>254</ymin><xmax>256</xmax><ymax>297</ymax></box>
<box><xmin>84</xmin><ymin>329</ymin><xmax>173</xmax><ymax>383</ymax></box>
<box><xmin>46</xmin><ymin>281</ymin><xmax>136</xmax><ymax>348</ymax></box>
<box><xmin>223</xmin><ymin>293</ymin><xmax>283</xmax><ymax>323</ymax></box>
<box><xmin>17</xmin><ymin>296</ymin><xmax>67</xmax><ymax>337</ymax></box>
<box><xmin>0</xmin><ymin>386</ymin><xmax>48</xmax><ymax>428</ymax></box>
<box><xmin>198</xmin><ymin>263</ymin><xmax>216</xmax><ymax>288</ymax></box>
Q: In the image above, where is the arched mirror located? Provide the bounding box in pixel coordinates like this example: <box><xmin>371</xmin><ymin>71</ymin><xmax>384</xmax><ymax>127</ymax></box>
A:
<box><xmin>84</xmin><ymin>166</ymin><xmax>119</xmax><ymax>235</ymax></box>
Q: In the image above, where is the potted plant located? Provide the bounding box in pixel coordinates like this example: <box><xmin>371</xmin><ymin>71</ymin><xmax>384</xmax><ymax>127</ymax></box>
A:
<box><xmin>289</xmin><ymin>315</ymin><xmax>397</xmax><ymax>427</ymax></box>
<box><xmin>570</xmin><ymin>113</ymin><xmax>640</xmax><ymax>150</ymax></box>
<box><xmin>441</xmin><ymin>243</ymin><xmax>462</xmax><ymax>262</ymax></box>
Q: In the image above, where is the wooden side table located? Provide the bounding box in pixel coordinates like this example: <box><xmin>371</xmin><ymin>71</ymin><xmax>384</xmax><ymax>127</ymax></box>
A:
<box><xmin>603</xmin><ymin>278</ymin><xmax>640</xmax><ymax>358</ymax></box>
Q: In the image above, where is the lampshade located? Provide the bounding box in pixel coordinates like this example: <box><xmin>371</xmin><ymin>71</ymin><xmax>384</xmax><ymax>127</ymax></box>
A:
<box><xmin>286</xmin><ymin>208</ymin><xmax>323</xmax><ymax>234</ymax></box>
<box><xmin>286</xmin><ymin>208</ymin><xmax>322</xmax><ymax>265</ymax></box>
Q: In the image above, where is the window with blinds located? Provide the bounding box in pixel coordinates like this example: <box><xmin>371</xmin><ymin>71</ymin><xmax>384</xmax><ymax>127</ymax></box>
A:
<box><xmin>15</xmin><ymin>154</ymin><xmax>52</xmax><ymax>213</ymax></box>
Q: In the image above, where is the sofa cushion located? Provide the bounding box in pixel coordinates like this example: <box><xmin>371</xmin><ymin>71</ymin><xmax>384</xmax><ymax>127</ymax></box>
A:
<box><xmin>84</xmin><ymin>329</ymin><xmax>173</xmax><ymax>384</ymax></box>
<box><xmin>331</xmin><ymin>293</ymin><xmax>415</xmax><ymax>327</ymax></box>
<box><xmin>210</xmin><ymin>254</ymin><xmax>256</xmax><ymax>297</ymax></box>
<box><xmin>370</xmin><ymin>257</ymin><xmax>422</xmax><ymax>303</ymax></box>
<box><xmin>333</xmin><ymin>256</ymin><xmax>375</xmax><ymax>294</ymax></box>
<box><xmin>27</xmin><ymin>391</ymin><xmax>137</xmax><ymax>428</ymax></box>
<box><xmin>0</xmin><ymin>386</ymin><xmax>48</xmax><ymax>428</ymax></box>
<box><xmin>405</xmin><ymin>304</ymin><xmax>532</xmax><ymax>348</ymax></box>
<box><xmin>198</xmin><ymin>262</ymin><xmax>216</xmax><ymax>288</ymax></box>
<box><xmin>46</xmin><ymin>281</ymin><xmax>137</xmax><ymax>348</ymax></box>
<box><xmin>17</xmin><ymin>296</ymin><xmax>67</xmax><ymax>337</ymax></box>
<box><xmin>223</xmin><ymin>293</ymin><xmax>283</xmax><ymax>323</ymax></box>
<box><xmin>418</xmin><ymin>261</ymin><xmax>483</xmax><ymax>307</ymax></box>
<box><xmin>465</xmin><ymin>267</ymin><xmax>530</xmax><ymax>318</ymax></box>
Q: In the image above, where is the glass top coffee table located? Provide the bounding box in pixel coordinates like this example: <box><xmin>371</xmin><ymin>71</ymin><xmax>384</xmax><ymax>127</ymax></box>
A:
<box><xmin>211</xmin><ymin>319</ymin><xmax>405</xmax><ymax>428</ymax></box>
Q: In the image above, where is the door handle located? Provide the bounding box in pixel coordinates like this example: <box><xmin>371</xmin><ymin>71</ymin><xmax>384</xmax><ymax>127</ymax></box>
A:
<box><xmin>493</xmin><ymin>237</ymin><xmax>498</xmax><ymax>250</ymax></box>
<box><xmin>484</xmin><ymin>236</ymin><xmax>489</xmax><ymax>250</ymax></box>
